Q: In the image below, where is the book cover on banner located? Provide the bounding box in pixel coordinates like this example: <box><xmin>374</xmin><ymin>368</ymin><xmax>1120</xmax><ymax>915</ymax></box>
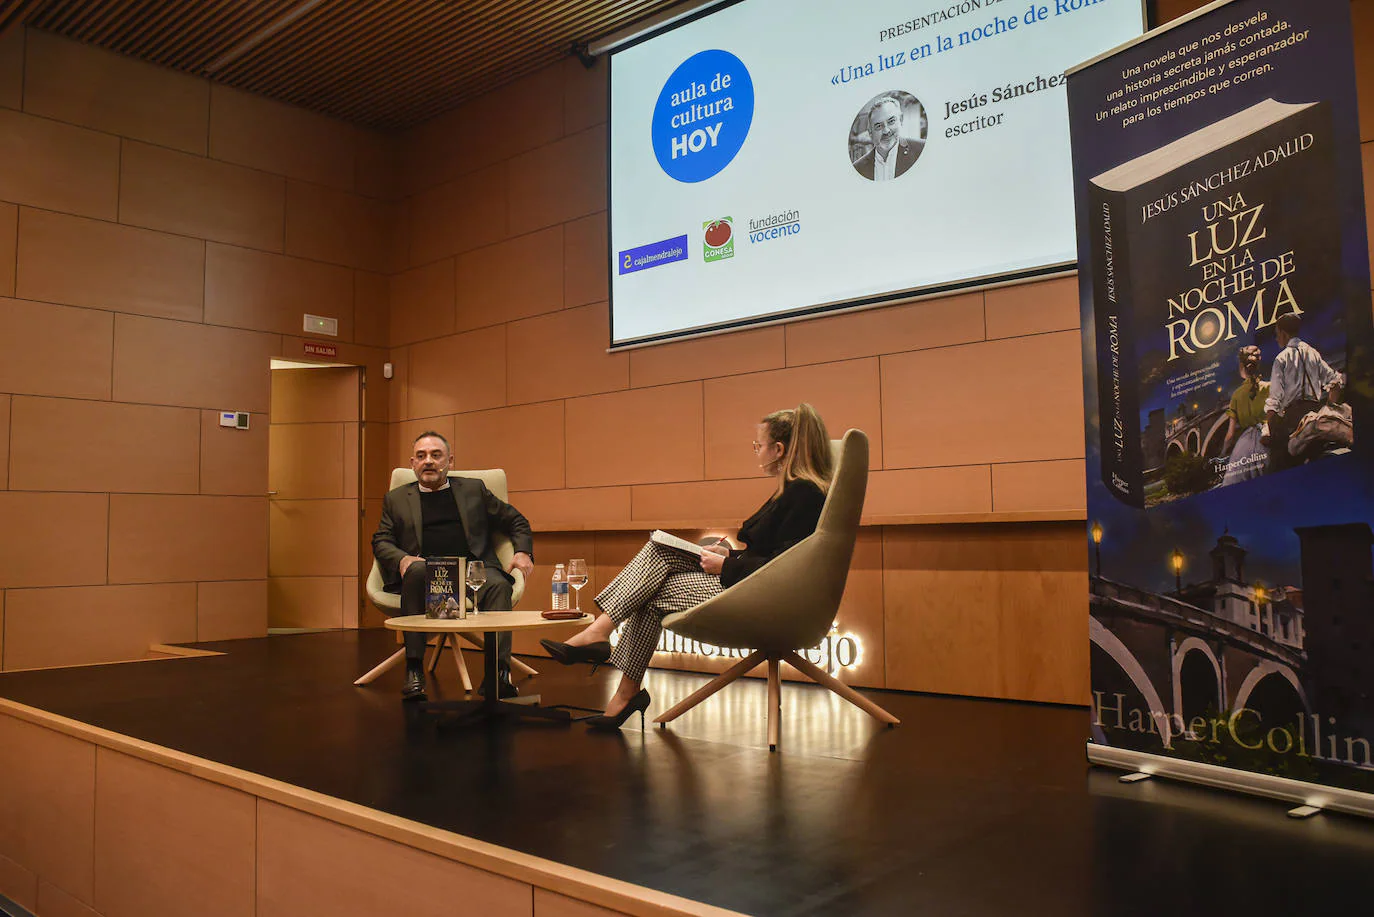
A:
<box><xmin>425</xmin><ymin>557</ymin><xmax>464</xmax><ymax>620</ymax></box>
<box><xmin>1069</xmin><ymin>0</ymin><xmax>1374</xmax><ymax>800</ymax></box>
<box><xmin>1089</xmin><ymin>98</ymin><xmax>1348</xmax><ymax>508</ymax></box>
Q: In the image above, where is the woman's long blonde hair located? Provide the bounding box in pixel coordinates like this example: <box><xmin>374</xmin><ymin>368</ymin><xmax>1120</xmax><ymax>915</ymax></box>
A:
<box><xmin>761</xmin><ymin>403</ymin><xmax>834</xmax><ymax>495</ymax></box>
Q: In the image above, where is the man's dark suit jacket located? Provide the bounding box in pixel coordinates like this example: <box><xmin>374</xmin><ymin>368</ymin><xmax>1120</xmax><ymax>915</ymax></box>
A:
<box><xmin>852</xmin><ymin>139</ymin><xmax>922</xmax><ymax>180</ymax></box>
<box><xmin>372</xmin><ymin>477</ymin><xmax>534</xmax><ymax>591</ymax></box>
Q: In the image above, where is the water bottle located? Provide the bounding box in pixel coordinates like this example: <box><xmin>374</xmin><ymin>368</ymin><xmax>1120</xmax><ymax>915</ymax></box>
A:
<box><xmin>551</xmin><ymin>563</ymin><xmax>569</xmax><ymax>611</ymax></box>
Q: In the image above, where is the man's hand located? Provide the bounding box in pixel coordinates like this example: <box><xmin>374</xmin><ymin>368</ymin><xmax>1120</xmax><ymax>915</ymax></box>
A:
<box><xmin>399</xmin><ymin>555</ymin><xmax>424</xmax><ymax>577</ymax></box>
<box><xmin>510</xmin><ymin>551</ymin><xmax>534</xmax><ymax>580</ymax></box>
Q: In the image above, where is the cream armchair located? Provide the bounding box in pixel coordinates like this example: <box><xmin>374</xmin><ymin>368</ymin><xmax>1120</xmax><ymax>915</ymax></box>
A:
<box><xmin>653</xmin><ymin>430</ymin><xmax>899</xmax><ymax>749</ymax></box>
<box><xmin>354</xmin><ymin>467</ymin><xmax>536</xmax><ymax>692</ymax></box>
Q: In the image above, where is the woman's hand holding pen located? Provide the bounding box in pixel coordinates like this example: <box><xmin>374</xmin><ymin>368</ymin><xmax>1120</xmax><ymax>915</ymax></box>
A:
<box><xmin>700</xmin><ymin>537</ymin><xmax>730</xmax><ymax>575</ymax></box>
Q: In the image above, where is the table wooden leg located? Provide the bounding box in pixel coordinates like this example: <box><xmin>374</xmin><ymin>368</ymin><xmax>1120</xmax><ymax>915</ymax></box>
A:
<box><xmin>450</xmin><ymin>635</ymin><xmax>473</xmax><ymax>693</ymax></box>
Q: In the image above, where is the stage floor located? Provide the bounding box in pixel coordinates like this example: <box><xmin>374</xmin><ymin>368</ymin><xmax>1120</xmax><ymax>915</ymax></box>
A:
<box><xmin>1</xmin><ymin>629</ymin><xmax>1372</xmax><ymax>916</ymax></box>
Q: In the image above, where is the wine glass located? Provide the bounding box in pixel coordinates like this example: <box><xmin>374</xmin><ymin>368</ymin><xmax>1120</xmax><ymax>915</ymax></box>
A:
<box><xmin>465</xmin><ymin>560</ymin><xmax>486</xmax><ymax>616</ymax></box>
<box><xmin>567</xmin><ymin>558</ymin><xmax>588</xmax><ymax>612</ymax></box>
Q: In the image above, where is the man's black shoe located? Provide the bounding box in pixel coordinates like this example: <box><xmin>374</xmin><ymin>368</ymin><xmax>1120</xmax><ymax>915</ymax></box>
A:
<box><xmin>402</xmin><ymin>664</ymin><xmax>427</xmax><ymax>702</ymax></box>
<box><xmin>478</xmin><ymin>666</ymin><xmax>518</xmax><ymax>699</ymax></box>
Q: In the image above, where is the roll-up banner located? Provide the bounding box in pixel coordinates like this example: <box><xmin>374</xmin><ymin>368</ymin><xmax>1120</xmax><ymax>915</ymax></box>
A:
<box><xmin>1068</xmin><ymin>0</ymin><xmax>1374</xmax><ymax>816</ymax></box>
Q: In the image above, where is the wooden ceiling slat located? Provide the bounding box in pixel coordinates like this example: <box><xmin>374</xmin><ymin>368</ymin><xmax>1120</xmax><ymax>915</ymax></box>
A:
<box><xmin>223</xmin><ymin>0</ymin><xmax>435</xmax><ymax>92</ymax></box>
<box><xmin>234</xmin><ymin>0</ymin><xmax>487</xmax><ymax>103</ymax></box>
<box><xmin>337</xmin><ymin>0</ymin><xmax>640</xmax><ymax>124</ymax></box>
<box><xmin>15</xmin><ymin>0</ymin><xmax>687</xmax><ymax>129</ymax></box>
<box><xmin>314</xmin><ymin>0</ymin><xmax>598</xmax><ymax>112</ymax></box>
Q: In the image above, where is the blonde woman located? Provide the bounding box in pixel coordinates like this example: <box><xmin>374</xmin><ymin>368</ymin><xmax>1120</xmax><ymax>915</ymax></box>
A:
<box><xmin>542</xmin><ymin>404</ymin><xmax>835</xmax><ymax>728</ymax></box>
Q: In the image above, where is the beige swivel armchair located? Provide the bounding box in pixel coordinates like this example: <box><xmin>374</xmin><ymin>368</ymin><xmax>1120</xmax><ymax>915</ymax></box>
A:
<box><xmin>654</xmin><ymin>429</ymin><xmax>899</xmax><ymax>750</ymax></box>
<box><xmin>354</xmin><ymin>467</ymin><xmax>536</xmax><ymax>692</ymax></box>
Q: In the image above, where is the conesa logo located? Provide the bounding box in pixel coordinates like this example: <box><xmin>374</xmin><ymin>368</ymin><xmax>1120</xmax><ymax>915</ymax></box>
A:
<box><xmin>652</xmin><ymin>49</ymin><xmax>754</xmax><ymax>183</ymax></box>
<box><xmin>703</xmin><ymin>217</ymin><xmax>734</xmax><ymax>262</ymax></box>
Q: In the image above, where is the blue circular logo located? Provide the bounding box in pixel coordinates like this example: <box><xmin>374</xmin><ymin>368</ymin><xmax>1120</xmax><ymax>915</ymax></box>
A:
<box><xmin>651</xmin><ymin>50</ymin><xmax>754</xmax><ymax>183</ymax></box>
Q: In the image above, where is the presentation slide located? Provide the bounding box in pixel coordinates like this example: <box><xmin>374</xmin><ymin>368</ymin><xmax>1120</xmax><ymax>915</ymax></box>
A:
<box><xmin>608</xmin><ymin>0</ymin><xmax>1145</xmax><ymax>347</ymax></box>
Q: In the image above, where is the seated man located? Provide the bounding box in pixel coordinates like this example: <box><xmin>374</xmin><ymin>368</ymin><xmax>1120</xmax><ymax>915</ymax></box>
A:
<box><xmin>372</xmin><ymin>431</ymin><xmax>535</xmax><ymax>701</ymax></box>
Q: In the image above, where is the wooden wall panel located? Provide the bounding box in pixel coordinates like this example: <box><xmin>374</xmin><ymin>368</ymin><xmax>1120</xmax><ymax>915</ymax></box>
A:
<box><xmin>119</xmin><ymin>141</ymin><xmax>285</xmax><ymax>251</ymax></box>
<box><xmin>389</xmin><ymin>259</ymin><xmax>455</xmax><ymax>346</ymax></box>
<box><xmin>205</xmin><ymin>244</ymin><xmax>354</xmax><ymax>339</ymax></box>
<box><xmin>883</xmin><ymin>524</ymin><xmax>1089</xmax><ymax>704</ymax></box>
<box><xmin>0</xmin><ymin>395</ymin><xmax>9</xmax><ymax>490</ymax></box>
<box><xmin>0</xmin><ymin>852</ymin><xmax>37</xmax><ymax>913</ymax></box>
<box><xmin>452</xmin><ymin>401</ymin><xmax>565</xmax><ymax>492</ymax></box>
<box><xmin>0</xmin><ymin>201</ymin><xmax>16</xmax><ymax>296</ymax></box>
<box><xmin>562</xmin><ymin>55</ymin><xmax>608</xmax><ymax>134</ymax></box>
<box><xmin>0</xmin><ymin>298</ymin><xmax>113</xmax><ymax>400</ymax></box>
<box><xmin>407</xmin><ymin>324</ymin><xmax>506</xmax><ymax>418</ymax></box>
<box><xmin>407</xmin><ymin>163</ymin><xmax>508</xmax><ymax>267</ymax></box>
<box><xmin>881</xmin><ymin>332</ymin><xmax>1084</xmax><ymax>469</ymax></box>
<box><xmin>0</xmin><ymin>493</ymin><xmax>108</xmax><ymax>588</ymax></box>
<box><xmin>269</xmin><ymin>576</ymin><xmax>345</xmax><ymax>629</ymax></box>
<box><xmin>563</xmin><ymin>212</ymin><xmax>607</xmax><ymax>308</ymax></box>
<box><xmin>286</xmin><ymin>181</ymin><xmax>391</xmax><ymax>274</ymax></box>
<box><xmin>94</xmin><ymin>750</ymin><xmax>256</xmax><ymax>917</ymax></box>
<box><xmin>703</xmin><ymin>359</ymin><xmax>883</xmax><ymax>479</ymax></box>
<box><xmin>36</xmin><ymin>880</ymin><xmax>102</xmax><ymax>917</ymax></box>
<box><xmin>866</xmin><ymin>466</ymin><xmax>993</xmax><ymax>517</ymax></box>
<box><xmin>506</xmin><ymin>128</ymin><xmax>606</xmax><ymax>236</ymax></box>
<box><xmin>197</xmin><ymin>580</ymin><xmax>269</xmax><ymax>642</ymax></box>
<box><xmin>784</xmin><ymin>291</ymin><xmax>986</xmax><ymax>367</ymax></box>
<box><xmin>992</xmin><ymin>460</ymin><xmax>1087</xmax><ymax>514</ymax></box>
<box><xmin>200</xmin><ymin>410</ymin><xmax>270</xmax><ymax>497</ymax></box>
<box><xmin>0</xmin><ymin>108</ymin><xmax>119</xmax><ymax>219</ymax></box>
<box><xmin>506</xmin><ymin>303</ymin><xmax>629</xmax><ymax>405</ymax></box>
<box><xmin>455</xmin><ymin>226</ymin><xmax>563</xmax><ymax>331</ymax></box>
<box><xmin>1356</xmin><ymin>0</ymin><xmax>1374</xmax><ymax>143</ymax></box>
<box><xmin>256</xmin><ymin>801</ymin><xmax>533</xmax><ymax>917</ymax></box>
<box><xmin>108</xmin><ymin>495</ymin><xmax>267</xmax><ymax>584</ymax></box>
<box><xmin>983</xmin><ymin>277</ymin><xmax>1078</xmax><ymax>340</ymax></box>
<box><xmin>565</xmin><ymin>383</ymin><xmax>703</xmax><ymax>488</ymax></box>
<box><xmin>24</xmin><ymin>30</ymin><xmax>208</xmax><ymax>155</ymax></box>
<box><xmin>9</xmin><ymin>397</ymin><xmax>200</xmax><ymax>494</ymax></box>
<box><xmin>0</xmin><ymin>715</ymin><xmax>95</xmax><ymax>903</ymax></box>
<box><xmin>630</xmin><ymin>478</ymin><xmax>775</xmax><ymax>524</ymax></box>
<box><xmin>209</xmin><ymin>85</ymin><xmax>356</xmax><ymax>191</ymax></box>
<box><xmin>354</xmin><ymin>271</ymin><xmax>391</xmax><ymax>350</ymax></box>
<box><xmin>0</xmin><ymin>27</ymin><xmax>21</xmax><ymax>110</ymax></box>
<box><xmin>507</xmin><ymin>487</ymin><xmax>633</xmax><ymax>530</ymax></box>
<box><xmin>3</xmin><ymin>583</ymin><xmax>197</xmax><ymax>669</ymax></box>
<box><xmin>630</xmin><ymin>326</ymin><xmax>786</xmax><ymax>390</ymax></box>
<box><xmin>535</xmin><ymin>889</ymin><xmax>630</xmax><ymax>917</ymax></box>
<box><xmin>113</xmin><ymin>315</ymin><xmax>278</xmax><ymax>413</ymax></box>
<box><xmin>353</xmin><ymin>128</ymin><xmax>397</xmax><ymax>202</ymax></box>
<box><xmin>17</xmin><ymin>208</ymin><xmax>205</xmax><ymax>322</ymax></box>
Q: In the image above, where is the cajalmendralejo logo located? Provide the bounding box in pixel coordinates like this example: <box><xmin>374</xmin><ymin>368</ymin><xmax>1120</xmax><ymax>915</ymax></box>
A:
<box><xmin>703</xmin><ymin>217</ymin><xmax>734</xmax><ymax>262</ymax></box>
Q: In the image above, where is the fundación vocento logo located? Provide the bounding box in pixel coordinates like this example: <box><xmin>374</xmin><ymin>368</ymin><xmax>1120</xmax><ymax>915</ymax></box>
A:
<box><xmin>747</xmin><ymin>209</ymin><xmax>801</xmax><ymax>244</ymax></box>
<box><xmin>652</xmin><ymin>49</ymin><xmax>754</xmax><ymax>183</ymax></box>
<box><xmin>703</xmin><ymin>217</ymin><xmax>734</xmax><ymax>262</ymax></box>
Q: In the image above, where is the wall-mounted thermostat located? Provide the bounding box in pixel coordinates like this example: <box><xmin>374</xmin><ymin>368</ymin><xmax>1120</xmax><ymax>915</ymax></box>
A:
<box><xmin>383</xmin><ymin>362</ymin><xmax>394</xmax><ymax>379</ymax></box>
<box><xmin>219</xmin><ymin>412</ymin><xmax>251</xmax><ymax>430</ymax></box>
<box><xmin>303</xmin><ymin>314</ymin><xmax>339</xmax><ymax>336</ymax></box>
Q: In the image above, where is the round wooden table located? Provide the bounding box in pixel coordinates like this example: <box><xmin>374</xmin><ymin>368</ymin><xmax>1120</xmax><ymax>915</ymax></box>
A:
<box><xmin>385</xmin><ymin>612</ymin><xmax>591</xmax><ymax>725</ymax></box>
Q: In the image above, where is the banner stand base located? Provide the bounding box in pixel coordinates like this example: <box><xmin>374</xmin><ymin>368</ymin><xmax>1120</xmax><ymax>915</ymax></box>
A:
<box><xmin>1087</xmin><ymin>743</ymin><xmax>1374</xmax><ymax>821</ymax></box>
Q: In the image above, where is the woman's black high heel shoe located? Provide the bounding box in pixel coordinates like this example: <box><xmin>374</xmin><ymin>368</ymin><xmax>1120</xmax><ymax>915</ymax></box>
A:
<box><xmin>539</xmin><ymin>639</ymin><xmax>612</xmax><ymax>673</ymax></box>
<box><xmin>585</xmin><ymin>689</ymin><xmax>651</xmax><ymax>731</ymax></box>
